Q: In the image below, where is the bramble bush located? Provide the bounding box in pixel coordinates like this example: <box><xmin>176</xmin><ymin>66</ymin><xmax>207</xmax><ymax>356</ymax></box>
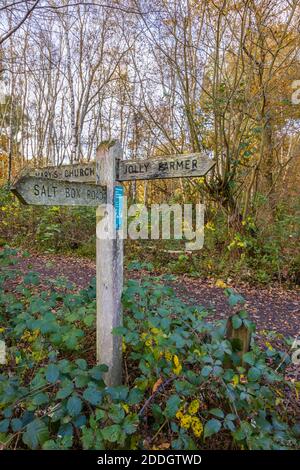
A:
<box><xmin>0</xmin><ymin>248</ymin><xmax>298</xmax><ymax>450</ymax></box>
<box><xmin>1</xmin><ymin>185</ymin><xmax>299</xmax><ymax>285</ymax></box>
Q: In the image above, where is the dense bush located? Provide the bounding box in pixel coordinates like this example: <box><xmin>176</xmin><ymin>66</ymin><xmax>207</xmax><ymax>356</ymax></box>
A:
<box><xmin>1</xmin><ymin>185</ymin><xmax>299</xmax><ymax>285</ymax></box>
<box><xmin>0</xmin><ymin>187</ymin><xmax>300</xmax><ymax>284</ymax></box>
<box><xmin>0</xmin><ymin>186</ymin><xmax>96</xmax><ymax>254</ymax></box>
<box><xmin>0</xmin><ymin>248</ymin><xmax>298</xmax><ymax>450</ymax></box>
<box><xmin>126</xmin><ymin>199</ymin><xmax>300</xmax><ymax>286</ymax></box>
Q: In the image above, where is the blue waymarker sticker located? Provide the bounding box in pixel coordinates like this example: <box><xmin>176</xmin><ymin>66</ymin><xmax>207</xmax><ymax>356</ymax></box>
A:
<box><xmin>114</xmin><ymin>186</ymin><xmax>124</xmax><ymax>231</ymax></box>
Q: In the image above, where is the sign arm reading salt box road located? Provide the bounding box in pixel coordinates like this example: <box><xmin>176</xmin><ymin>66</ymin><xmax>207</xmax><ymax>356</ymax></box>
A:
<box><xmin>11</xmin><ymin>145</ymin><xmax>215</xmax><ymax>387</ymax></box>
<box><xmin>12</xmin><ymin>176</ymin><xmax>107</xmax><ymax>206</ymax></box>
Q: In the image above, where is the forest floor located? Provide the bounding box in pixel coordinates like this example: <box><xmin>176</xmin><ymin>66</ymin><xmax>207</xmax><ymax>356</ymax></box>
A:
<box><xmin>8</xmin><ymin>251</ymin><xmax>300</xmax><ymax>340</ymax></box>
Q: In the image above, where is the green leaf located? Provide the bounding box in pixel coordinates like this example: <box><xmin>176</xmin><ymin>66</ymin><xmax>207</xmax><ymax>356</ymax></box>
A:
<box><xmin>239</xmin><ymin>310</ymin><xmax>248</xmax><ymax>319</ymax></box>
<box><xmin>56</xmin><ymin>382</ymin><xmax>74</xmax><ymax>400</ymax></box>
<box><xmin>11</xmin><ymin>418</ymin><xmax>23</xmax><ymax>432</ymax></box>
<box><xmin>128</xmin><ymin>387</ymin><xmax>143</xmax><ymax>405</ymax></box>
<box><xmin>123</xmin><ymin>414</ymin><xmax>139</xmax><ymax>434</ymax></box>
<box><xmin>81</xmin><ymin>427</ymin><xmax>95</xmax><ymax>449</ymax></box>
<box><xmin>201</xmin><ymin>365</ymin><xmax>212</xmax><ymax>377</ymax></box>
<box><xmin>75</xmin><ymin>374</ymin><xmax>89</xmax><ymax>388</ymax></box>
<box><xmin>22</xmin><ymin>419</ymin><xmax>49</xmax><ymax>449</ymax></box>
<box><xmin>226</xmin><ymin>290</ymin><xmax>245</xmax><ymax>307</ymax></box>
<box><xmin>292</xmin><ymin>423</ymin><xmax>300</xmax><ymax>437</ymax></box>
<box><xmin>42</xmin><ymin>440</ymin><xmax>59</xmax><ymax>450</ymax></box>
<box><xmin>89</xmin><ymin>364</ymin><xmax>108</xmax><ymax>380</ymax></box>
<box><xmin>209</xmin><ymin>408</ymin><xmax>224</xmax><ymax>419</ymax></box>
<box><xmin>73</xmin><ymin>414</ymin><xmax>86</xmax><ymax>428</ymax></box>
<box><xmin>233</xmin><ymin>427</ymin><xmax>245</xmax><ymax>441</ymax></box>
<box><xmin>170</xmin><ymin>332</ymin><xmax>186</xmax><ymax>348</ymax></box>
<box><xmin>24</xmin><ymin>272</ymin><xmax>40</xmax><ymax>286</ymax></box>
<box><xmin>165</xmin><ymin>394</ymin><xmax>181</xmax><ymax>419</ymax></box>
<box><xmin>67</xmin><ymin>395</ymin><xmax>82</xmax><ymax>417</ymax></box>
<box><xmin>63</xmin><ymin>329</ymin><xmax>84</xmax><ymax>350</ymax></box>
<box><xmin>243</xmin><ymin>319</ymin><xmax>256</xmax><ymax>332</ymax></box>
<box><xmin>231</xmin><ymin>315</ymin><xmax>242</xmax><ymax>329</ymax></box>
<box><xmin>108</xmin><ymin>404</ymin><xmax>125</xmax><ymax>424</ymax></box>
<box><xmin>101</xmin><ymin>424</ymin><xmax>122</xmax><ymax>443</ymax></box>
<box><xmin>226</xmin><ymin>413</ymin><xmax>236</xmax><ymax>421</ymax></box>
<box><xmin>151</xmin><ymin>404</ymin><xmax>163</xmax><ymax>423</ymax></box>
<box><xmin>32</xmin><ymin>392</ymin><xmax>49</xmax><ymax>406</ymax></box>
<box><xmin>224</xmin><ymin>418</ymin><xmax>236</xmax><ymax>432</ymax></box>
<box><xmin>0</xmin><ymin>419</ymin><xmax>9</xmax><ymax>432</ymax></box>
<box><xmin>83</xmin><ymin>314</ymin><xmax>95</xmax><ymax>327</ymax></box>
<box><xmin>57</xmin><ymin>359</ymin><xmax>72</xmax><ymax>373</ymax></box>
<box><xmin>106</xmin><ymin>385</ymin><xmax>129</xmax><ymax>402</ymax></box>
<box><xmin>50</xmin><ymin>333</ymin><xmax>62</xmax><ymax>345</ymax></box>
<box><xmin>272</xmin><ymin>415</ymin><xmax>287</xmax><ymax>431</ymax></box>
<box><xmin>95</xmin><ymin>409</ymin><xmax>106</xmax><ymax>421</ymax></box>
<box><xmin>243</xmin><ymin>351</ymin><xmax>255</xmax><ymax>366</ymax></box>
<box><xmin>83</xmin><ymin>387</ymin><xmax>102</xmax><ymax>406</ymax></box>
<box><xmin>75</xmin><ymin>359</ymin><xmax>87</xmax><ymax>370</ymax></box>
<box><xmin>3</xmin><ymin>407</ymin><xmax>13</xmax><ymax>418</ymax></box>
<box><xmin>45</xmin><ymin>363</ymin><xmax>60</xmax><ymax>384</ymax></box>
<box><xmin>204</xmin><ymin>419</ymin><xmax>221</xmax><ymax>439</ymax></box>
<box><xmin>112</xmin><ymin>326</ymin><xmax>127</xmax><ymax>336</ymax></box>
<box><xmin>248</xmin><ymin>366</ymin><xmax>261</xmax><ymax>382</ymax></box>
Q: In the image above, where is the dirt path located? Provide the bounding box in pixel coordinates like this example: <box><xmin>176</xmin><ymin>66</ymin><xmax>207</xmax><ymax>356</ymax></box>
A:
<box><xmin>7</xmin><ymin>252</ymin><xmax>300</xmax><ymax>340</ymax></box>
<box><xmin>170</xmin><ymin>277</ymin><xmax>300</xmax><ymax>339</ymax></box>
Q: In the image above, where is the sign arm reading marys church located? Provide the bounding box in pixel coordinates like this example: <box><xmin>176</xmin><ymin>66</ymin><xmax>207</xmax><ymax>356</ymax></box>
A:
<box><xmin>34</xmin><ymin>163</ymin><xmax>96</xmax><ymax>181</ymax></box>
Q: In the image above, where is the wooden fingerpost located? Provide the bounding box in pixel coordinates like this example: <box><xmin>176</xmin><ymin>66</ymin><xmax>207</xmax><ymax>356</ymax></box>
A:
<box><xmin>226</xmin><ymin>315</ymin><xmax>251</xmax><ymax>364</ymax></box>
<box><xmin>96</xmin><ymin>140</ymin><xmax>124</xmax><ymax>386</ymax></box>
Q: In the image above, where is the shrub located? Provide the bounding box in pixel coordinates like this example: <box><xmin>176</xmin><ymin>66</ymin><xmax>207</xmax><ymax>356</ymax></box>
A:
<box><xmin>0</xmin><ymin>248</ymin><xmax>298</xmax><ymax>449</ymax></box>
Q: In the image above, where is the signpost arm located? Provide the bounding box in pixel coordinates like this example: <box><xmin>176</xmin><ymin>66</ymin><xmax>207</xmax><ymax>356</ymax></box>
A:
<box><xmin>96</xmin><ymin>140</ymin><xmax>123</xmax><ymax>386</ymax></box>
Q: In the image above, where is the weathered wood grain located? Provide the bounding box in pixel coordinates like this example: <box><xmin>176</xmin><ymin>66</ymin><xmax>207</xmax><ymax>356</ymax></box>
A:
<box><xmin>27</xmin><ymin>162</ymin><xmax>96</xmax><ymax>183</ymax></box>
<box><xmin>96</xmin><ymin>141</ymin><xmax>124</xmax><ymax>387</ymax></box>
<box><xmin>117</xmin><ymin>153</ymin><xmax>215</xmax><ymax>181</ymax></box>
<box><xmin>23</xmin><ymin>153</ymin><xmax>214</xmax><ymax>183</ymax></box>
<box><xmin>11</xmin><ymin>176</ymin><xmax>106</xmax><ymax>206</ymax></box>
<box><xmin>226</xmin><ymin>315</ymin><xmax>251</xmax><ymax>367</ymax></box>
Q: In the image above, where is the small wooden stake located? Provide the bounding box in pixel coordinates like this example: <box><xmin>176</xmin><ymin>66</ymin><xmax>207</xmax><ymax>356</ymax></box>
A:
<box><xmin>226</xmin><ymin>315</ymin><xmax>251</xmax><ymax>363</ymax></box>
<box><xmin>96</xmin><ymin>141</ymin><xmax>123</xmax><ymax>386</ymax></box>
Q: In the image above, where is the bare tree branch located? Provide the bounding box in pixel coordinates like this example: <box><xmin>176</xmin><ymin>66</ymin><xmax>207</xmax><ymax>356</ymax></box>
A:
<box><xmin>0</xmin><ymin>0</ymin><xmax>40</xmax><ymax>45</ymax></box>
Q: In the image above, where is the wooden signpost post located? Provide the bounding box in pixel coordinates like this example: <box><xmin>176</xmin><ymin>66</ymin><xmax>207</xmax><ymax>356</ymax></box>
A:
<box><xmin>95</xmin><ymin>141</ymin><xmax>124</xmax><ymax>386</ymax></box>
<box><xmin>12</xmin><ymin>143</ymin><xmax>215</xmax><ymax>386</ymax></box>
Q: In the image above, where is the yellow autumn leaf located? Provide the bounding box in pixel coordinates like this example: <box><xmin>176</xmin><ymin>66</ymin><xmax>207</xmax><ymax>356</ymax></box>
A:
<box><xmin>188</xmin><ymin>399</ymin><xmax>200</xmax><ymax>415</ymax></box>
<box><xmin>121</xmin><ymin>403</ymin><xmax>129</xmax><ymax>413</ymax></box>
<box><xmin>176</xmin><ymin>410</ymin><xmax>184</xmax><ymax>420</ymax></box>
<box><xmin>180</xmin><ymin>414</ymin><xmax>192</xmax><ymax>429</ymax></box>
<box><xmin>165</xmin><ymin>350</ymin><xmax>172</xmax><ymax>361</ymax></box>
<box><xmin>173</xmin><ymin>364</ymin><xmax>182</xmax><ymax>375</ymax></box>
<box><xmin>232</xmin><ymin>375</ymin><xmax>239</xmax><ymax>387</ymax></box>
<box><xmin>265</xmin><ymin>341</ymin><xmax>274</xmax><ymax>351</ymax></box>
<box><xmin>191</xmin><ymin>416</ymin><xmax>203</xmax><ymax>437</ymax></box>
<box><xmin>215</xmin><ymin>279</ymin><xmax>228</xmax><ymax>288</ymax></box>
<box><xmin>172</xmin><ymin>355</ymin><xmax>182</xmax><ymax>375</ymax></box>
<box><xmin>173</xmin><ymin>355</ymin><xmax>180</xmax><ymax>368</ymax></box>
